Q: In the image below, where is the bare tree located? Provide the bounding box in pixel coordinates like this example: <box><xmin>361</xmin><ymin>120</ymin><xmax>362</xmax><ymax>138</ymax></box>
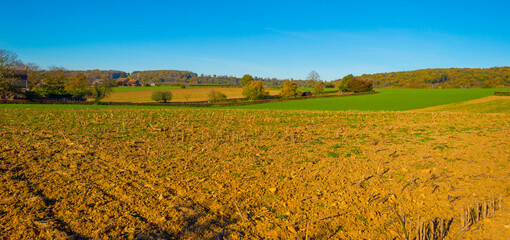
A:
<box><xmin>183</xmin><ymin>92</ymin><xmax>192</xmax><ymax>102</ymax></box>
<box><xmin>307</xmin><ymin>70</ymin><xmax>320</xmax><ymax>82</ymax></box>
<box><xmin>0</xmin><ymin>49</ymin><xmax>25</xmax><ymax>99</ymax></box>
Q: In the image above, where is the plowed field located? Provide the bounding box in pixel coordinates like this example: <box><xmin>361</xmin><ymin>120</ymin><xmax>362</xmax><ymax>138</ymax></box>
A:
<box><xmin>1</xmin><ymin>109</ymin><xmax>509</xmax><ymax>239</ymax></box>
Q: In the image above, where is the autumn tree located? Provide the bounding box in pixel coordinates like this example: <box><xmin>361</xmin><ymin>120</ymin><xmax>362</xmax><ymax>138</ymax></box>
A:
<box><xmin>243</xmin><ymin>80</ymin><xmax>269</xmax><ymax>100</ymax></box>
<box><xmin>346</xmin><ymin>77</ymin><xmax>373</xmax><ymax>92</ymax></box>
<box><xmin>338</xmin><ymin>74</ymin><xmax>354</xmax><ymax>92</ymax></box>
<box><xmin>65</xmin><ymin>73</ymin><xmax>91</xmax><ymax>99</ymax></box>
<box><xmin>240</xmin><ymin>74</ymin><xmax>254</xmax><ymax>86</ymax></box>
<box><xmin>279</xmin><ymin>81</ymin><xmax>300</xmax><ymax>98</ymax></box>
<box><xmin>313</xmin><ymin>82</ymin><xmax>325</xmax><ymax>95</ymax></box>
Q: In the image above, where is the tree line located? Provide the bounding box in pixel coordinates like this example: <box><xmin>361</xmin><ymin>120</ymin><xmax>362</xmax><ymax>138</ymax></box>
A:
<box><xmin>0</xmin><ymin>49</ymin><xmax>113</xmax><ymax>102</ymax></box>
<box><xmin>1</xmin><ymin>48</ymin><xmax>375</xmax><ymax>103</ymax></box>
<box><xmin>127</xmin><ymin>70</ymin><xmax>330</xmax><ymax>88</ymax></box>
<box><xmin>354</xmin><ymin>67</ymin><xmax>510</xmax><ymax>88</ymax></box>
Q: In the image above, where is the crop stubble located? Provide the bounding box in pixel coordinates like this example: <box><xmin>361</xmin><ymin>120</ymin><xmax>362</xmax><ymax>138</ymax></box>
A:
<box><xmin>0</xmin><ymin>109</ymin><xmax>509</xmax><ymax>239</ymax></box>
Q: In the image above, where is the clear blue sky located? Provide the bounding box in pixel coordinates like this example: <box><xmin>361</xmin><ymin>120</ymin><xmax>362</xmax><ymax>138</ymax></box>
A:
<box><xmin>1</xmin><ymin>0</ymin><xmax>509</xmax><ymax>81</ymax></box>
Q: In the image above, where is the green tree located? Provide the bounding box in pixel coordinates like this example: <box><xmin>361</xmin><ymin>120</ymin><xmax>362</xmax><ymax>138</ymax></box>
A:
<box><xmin>242</xmin><ymin>80</ymin><xmax>269</xmax><ymax>100</ymax></box>
<box><xmin>90</xmin><ymin>79</ymin><xmax>113</xmax><ymax>103</ymax></box>
<box><xmin>207</xmin><ymin>90</ymin><xmax>227</xmax><ymax>102</ymax></box>
<box><xmin>151</xmin><ymin>90</ymin><xmax>173</xmax><ymax>103</ymax></box>
<box><xmin>313</xmin><ymin>82</ymin><xmax>325</xmax><ymax>95</ymax></box>
<box><xmin>42</xmin><ymin>67</ymin><xmax>68</xmax><ymax>96</ymax></box>
<box><xmin>279</xmin><ymin>81</ymin><xmax>300</xmax><ymax>98</ymax></box>
<box><xmin>65</xmin><ymin>73</ymin><xmax>91</xmax><ymax>99</ymax></box>
<box><xmin>338</xmin><ymin>74</ymin><xmax>354</xmax><ymax>92</ymax></box>
<box><xmin>240</xmin><ymin>74</ymin><xmax>254</xmax><ymax>86</ymax></box>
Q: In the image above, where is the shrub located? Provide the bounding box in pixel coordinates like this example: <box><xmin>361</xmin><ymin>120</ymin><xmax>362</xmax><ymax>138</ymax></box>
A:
<box><xmin>346</xmin><ymin>77</ymin><xmax>373</xmax><ymax>93</ymax></box>
<box><xmin>494</xmin><ymin>91</ymin><xmax>510</xmax><ymax>96</ymax></box>
<box><xmin>215</xmin><ymin>91</ymin><xmax>227</xmax><ymax>102</ymax></box>
<box><xmin>207</xmin><ymin>90</ymin><xmax>227</xmax><ymax>103</ymax></box>
<box><xmin>151</xmin><ymin>90</ymin><xmax>172</xmax><ymax>103</ymax></box>
<box><xmin>90</xmin><ymin>80</ymin><xmax>113</xmax><ymax>103</ymax></box>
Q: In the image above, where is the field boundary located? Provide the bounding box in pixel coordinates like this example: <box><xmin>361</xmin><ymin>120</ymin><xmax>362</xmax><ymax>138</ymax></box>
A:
<box><xmin>494</xmin><ymin>91</ymin><xmax>510</xmax><ymax>96</ymax></box>
<box><xmin>0</xmin><ymin>91</ymin><xmax>378</xmax><ymax>107</ymax></box>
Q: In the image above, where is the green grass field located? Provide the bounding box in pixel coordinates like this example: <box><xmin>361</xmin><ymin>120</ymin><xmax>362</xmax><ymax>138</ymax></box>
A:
<box><xmin>227</xmin><ymin>88</ymin><xmax>508</xmax><ymax>111</ymax></box>
<box><xmin>1</xmin><ymin>88</ymin><xmax>507</xmax><ymax>111</ymax></box>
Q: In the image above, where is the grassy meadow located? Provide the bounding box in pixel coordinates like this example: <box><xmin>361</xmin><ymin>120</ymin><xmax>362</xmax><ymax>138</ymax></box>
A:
<box><xmin>229</xmin><ymin>88</ymin><xmax>507</xmax><ymax>111</ymax></box>
<box><xmin>2</xmin><ymin>88</ymin><xmax>508</xmax><ymax>112</ymax></box>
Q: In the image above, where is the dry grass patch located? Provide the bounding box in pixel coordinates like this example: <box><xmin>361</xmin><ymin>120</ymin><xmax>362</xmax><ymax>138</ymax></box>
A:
<box><xmin>104</xmin><ymin>87</ymin><xmax>280</xmax><ymax>102</ymax></box>
<box><xmin>410</xmin><ymin>96</ymin><xmax>510</xmax><ymax>113</ymax></box>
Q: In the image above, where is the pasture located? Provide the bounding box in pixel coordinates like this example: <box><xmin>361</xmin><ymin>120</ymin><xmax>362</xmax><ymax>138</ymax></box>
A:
<box><xmin>3</xmin><ymin>88</ymin><xmax>507</xmax><ymax>112</ymax></box>
<box><xmin>0</xmin><ymin>108</ymin><xmax>509</xmax><ymax>239</ymax></box>
<box><xmin>230</xmin><ymin>88</ymin><xmax>506</xmax><ymax>111</ymax></box>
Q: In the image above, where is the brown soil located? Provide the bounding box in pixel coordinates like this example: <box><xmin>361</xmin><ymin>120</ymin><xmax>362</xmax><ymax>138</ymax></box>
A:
<box><xmin>0</xmin><ymin>109</ymin><xmax>509</xmax><ymax>239</ymax></box>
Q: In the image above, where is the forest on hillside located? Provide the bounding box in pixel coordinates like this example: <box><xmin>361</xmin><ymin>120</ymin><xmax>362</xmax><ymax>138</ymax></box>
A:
<box><xmin>45</xmin><ymin>70</ymin><xmax>129</xmax><ymax>81</ymax></box>
<box><xmin>33</xmin><ymin>68</ymin><xmax>510</xmax><ymax>89</ymax></box>
<box><xmin>31</xmin><ymin>69</ymin><xmax>322</xmax><ymax>88</ymax></box>
<box><xmin>358</xmin><ymin>67</ymin><xmax>510</xmax><ymax>88</ymax></box>
<box><xmin>127</xmin><ymin>70</ymin><xmax>321</xmax><ymax>87</ymax></box>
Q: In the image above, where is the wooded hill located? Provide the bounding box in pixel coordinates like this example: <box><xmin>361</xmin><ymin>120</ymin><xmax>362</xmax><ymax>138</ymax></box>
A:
<box><xmin>127</xmin><ymin>70</ymin><xmax>320</xmax><ymax>87</ymax></box>
<box><xmin>42</xmin><ymin>67</ymin><xmax>510</xmax><ymax>89</ymax></box>
<box><xmin>35</xmin><ymin>69</ymin><xmax>321</xmax><ymax>88</ymax></box>
<box><xmin>358</xmin><ymin>67</ymin><xmax>510</xmax><ymax>88</ymax></box>
<box><xmin>45</xmin><ymin>70</ymin><xmax>129</xmax><ymax>81</ymax></box>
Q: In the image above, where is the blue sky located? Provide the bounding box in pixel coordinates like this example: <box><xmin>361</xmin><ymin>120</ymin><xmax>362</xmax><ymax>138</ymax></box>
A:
<box><xmin>1</xmin><ymin>0</ymin><xmax>509</xmax><ymax>81</ymax></box>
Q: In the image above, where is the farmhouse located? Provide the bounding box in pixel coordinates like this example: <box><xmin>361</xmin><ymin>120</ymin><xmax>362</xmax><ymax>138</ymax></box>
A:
<box><xmin>115</xmin><ymin>78</ymin><xmax>129</xmax><ymax>86</ymax></box>
<box><xmin>0</xmin><ymin>71</ymin><xmax>28</xmax><ymax>99</ymax></box>
<box><xmin>127</xmin><ymin>79</ymin><xmax>141</xmax><ymax>86</ymax></box>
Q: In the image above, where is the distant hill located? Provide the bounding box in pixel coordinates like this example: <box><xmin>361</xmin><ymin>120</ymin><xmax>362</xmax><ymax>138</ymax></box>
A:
<box><xmin>129</xmin><ymin>70</ymin><xmax>235</xmax><ymax>85</ymax></box>
<box><xmin>43</xmin><ymin>70</ymin><xmax>129</xmax><ymax>81</ymax></box>
<box><xmin>357</xmin><ymin>67</ymin><xmax>510</xmax><ymax>88</ymax></box>
<box><xmin>127</xmin><ymin>70</ymin><xmax>321</xmax><ymax>87</ymax></box>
